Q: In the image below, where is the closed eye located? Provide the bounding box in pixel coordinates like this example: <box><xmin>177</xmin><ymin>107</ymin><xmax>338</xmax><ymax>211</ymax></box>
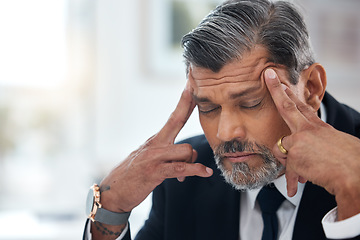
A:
<box><xmin>241</xmin><ymin>99</ymin><xmax>263</xmax><ymax>109</ymax></box>
<box><xmin>198</xmin><ymin>106</ymin><xmax>221</xmax><ymax>115</ymax></box>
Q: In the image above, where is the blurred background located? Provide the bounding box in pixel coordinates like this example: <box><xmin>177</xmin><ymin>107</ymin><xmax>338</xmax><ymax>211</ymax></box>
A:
<box><xmin>0</xmin><ymin>0</ymin><xmax>359</xmax><ymax>239</ymax></box>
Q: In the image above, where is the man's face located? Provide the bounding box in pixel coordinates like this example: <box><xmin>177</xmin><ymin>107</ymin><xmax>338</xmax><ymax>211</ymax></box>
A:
<box><xmin>189</xmin><ymin>46</ymin><xmax>302</xmax><ymax>190</ymax></box>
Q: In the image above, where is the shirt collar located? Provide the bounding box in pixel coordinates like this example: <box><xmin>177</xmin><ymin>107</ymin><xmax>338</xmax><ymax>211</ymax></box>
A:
<box><xmin>246</xmin><ymin>174</ymin><xmax>305</xmax><ymax>209</ymax></box>
<box><xmin>320</xmin><ymin>102</ymin><xmax>327</xmax><ymax>122</ymax></box>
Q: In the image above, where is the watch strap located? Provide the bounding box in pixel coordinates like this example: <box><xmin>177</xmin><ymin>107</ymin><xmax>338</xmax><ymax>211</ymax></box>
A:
<box><xmin>95</xmin><ymin>208</ymin><xmax>131</xmax><ymax>225</ymax></box>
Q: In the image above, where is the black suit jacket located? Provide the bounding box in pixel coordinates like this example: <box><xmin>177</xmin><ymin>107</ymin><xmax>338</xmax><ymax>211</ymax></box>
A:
<box><xmin>84</xmin><ymin>92</ymin><xmax>360</xmax><ymax>240</ymax></box>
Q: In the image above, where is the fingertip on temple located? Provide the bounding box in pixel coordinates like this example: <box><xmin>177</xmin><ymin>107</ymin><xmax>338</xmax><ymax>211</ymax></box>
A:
<box><xmin>263</xmin><ymin>68</ymin><xmax>288</xmax><ymax>93</ymax></box>
<box><xmin>263</xmin><ymin>68</ymin><xmax>280</xmax><ymax>90</ymax></box>
<box><xmin>265</xmin><ymin>68</ymin><xmax>277</xmax><ymax>80</ymax></box>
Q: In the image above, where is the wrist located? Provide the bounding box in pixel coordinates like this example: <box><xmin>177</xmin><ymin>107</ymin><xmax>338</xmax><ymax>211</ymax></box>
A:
<box><xmin>99</xmin><ymin>187</ymin><xmax>124</xmax><ymax>212</ymax></box>
<box><xmin>86</xmin><ymin>184</ymin><xmax>131</xmax><ymax>225</ymax></box>
<box><xmin>99</xmin><ymin>184</ymin><xmax>134</xmax><ymax>213</ymax></box>
<box><xmin>334</xmin><ymin>176</ymin><xmax>360</xmax><ymax>220</ymax></box>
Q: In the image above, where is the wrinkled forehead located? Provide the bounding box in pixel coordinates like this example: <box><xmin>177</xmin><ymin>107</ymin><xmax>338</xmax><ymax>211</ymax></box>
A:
<box><xmin>188</xmin><ymin>46</ymin><xmax>272</xmax><ymax>89</ymax></box>
<box><xmin>190</xmin><ymin>57</ymin><xmax>269</xmax><ymax>88</ymax></box>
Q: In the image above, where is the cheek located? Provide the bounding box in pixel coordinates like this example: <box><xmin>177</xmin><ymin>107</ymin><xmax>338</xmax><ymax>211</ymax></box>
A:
<box><xmin>257</xmin><ymin>104</ymin><xmax>291</xmax><ymax>146</ymax></box>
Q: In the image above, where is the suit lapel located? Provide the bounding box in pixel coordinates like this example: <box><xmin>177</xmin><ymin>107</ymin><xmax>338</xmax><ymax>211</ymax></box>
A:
<box><xmin>292</xmin><ymin>182</ymin><xmax>336</xmax><ymax>240</ymax></box>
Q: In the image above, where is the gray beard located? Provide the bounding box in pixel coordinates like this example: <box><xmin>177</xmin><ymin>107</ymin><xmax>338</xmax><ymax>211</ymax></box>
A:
<box><xmin>214</xmin><ymin>140</ymin><xmax>284</xmax><ymax>191</ymax></box>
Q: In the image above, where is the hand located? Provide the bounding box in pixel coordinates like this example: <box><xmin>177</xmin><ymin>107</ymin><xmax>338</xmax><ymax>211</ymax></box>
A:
<box><xmin>98</xmin><ymin>83</ymin><xmax>213</xmax><ymax>214</ymax></box>
<box><xmin>264</xmin><ymin>68</ymin><xmax>360</xmax><ymax>220</ymax></box>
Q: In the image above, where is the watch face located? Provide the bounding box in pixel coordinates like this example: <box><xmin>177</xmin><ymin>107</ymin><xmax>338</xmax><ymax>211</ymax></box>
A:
<box><xmin>86</xmin><ymin>187</ymin><xmax>94</xmax><ymax>215</ymax></box>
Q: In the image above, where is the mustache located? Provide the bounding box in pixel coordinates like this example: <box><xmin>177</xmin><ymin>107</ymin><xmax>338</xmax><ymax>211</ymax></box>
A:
<box><xmin>214</xmin><ymin>139</ymin><xmax>263</xmax><ymax>156</ymax></box>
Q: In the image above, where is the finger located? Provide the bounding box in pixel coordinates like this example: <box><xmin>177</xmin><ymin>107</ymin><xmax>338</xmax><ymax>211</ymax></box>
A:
<box><xmin>264</xmin><ymin>68</ymin><xmax>309</xmax><ymax>133</ymax></box>
<box><xmin>298</xmin><ymin>176</ymin><xmax>307</xmax><ymax>184</ymax></box>
<box><xmin>159</xmin><ymin>162</ymin><xmax>213</xmax><ymax>180</ymax></box>
<box><xmin>156</xmin><ymin>83</ymin><xmax>195</xmax><ymax>144</ymax></box>
<box><xmin>177</xmin><ymin>176</ymin><xmax>186</xmax><ymax>182</ymax></box>
<box><xmin>272</xmin><ymin>137</ymin><xmax>288</xmax><ymax>165</ymax></box>
<box><xmin>191</xmin><ymin>149</ymin><xmax>198</xmax><ymax>163</ymax></box>
<box><xmin>285</xmin><ymin>87</ymin><xmax>325</xmax><ymax>125</ymax></box>
<box><xmin>285</xmin><ymin>168</ymin><xmax>299</xmax><ymax>197</ymax></box>
<box><xmin>271</xmin><ymin>134</ymin><xmax>299</xmax><ymax>196</ymax></box>
<box><xmin>177</xmin><ymin>149</ymin><xmax>197</xmax><ymax>182</ymax></box>
<box><xmin>142</xmin><ymin>143</ymin><xmax>196</xmax><ymax>164</ymax></box>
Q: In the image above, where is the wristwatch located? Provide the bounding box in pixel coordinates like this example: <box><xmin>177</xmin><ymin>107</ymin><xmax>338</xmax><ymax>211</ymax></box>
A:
<box><xmin>86</xmin><ymin>184</ymin><xmax>131</xmax><ymax>225</ymax></box>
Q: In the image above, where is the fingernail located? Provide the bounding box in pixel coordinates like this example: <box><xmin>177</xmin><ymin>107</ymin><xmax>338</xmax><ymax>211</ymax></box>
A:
<box><xmin>287</xmin><ymin>187</ymin><xmax>297</xmax><ymax>197</ymax></box>
<box><xmin>281</xmin><ymin>83</ymin><xmax>288</xmax><ymax>91</ymax></box>
<box><xmin>177</xmin><ymin>177</ymin><xmax>185</xmax><ymax>182</ymax></box>
<box><xmin>206</xmin><ymin>167</ymin><xmax>213</xmax><ymax>175</ymax></box>
<box><xmin>265</xmin><ymin>69</ymin><xmax>277</xmax><ymax>79</ymax></box>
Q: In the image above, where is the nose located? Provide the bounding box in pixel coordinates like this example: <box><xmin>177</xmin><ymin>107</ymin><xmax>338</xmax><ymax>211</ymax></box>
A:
<box><xmin>216</xmin><ymin>111</ymin><xmax>247</xmax><ymax>142</ymax></box>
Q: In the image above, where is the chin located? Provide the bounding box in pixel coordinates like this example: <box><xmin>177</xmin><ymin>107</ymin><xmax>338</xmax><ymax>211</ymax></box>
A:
<box><xmin>217</xmin><ymin>160</ymin><xmax>285</xmax><ymax>191</ymax></box>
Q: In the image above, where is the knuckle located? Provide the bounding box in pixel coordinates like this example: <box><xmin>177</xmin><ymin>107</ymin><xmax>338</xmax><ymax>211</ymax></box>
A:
<box><xmin>143</xmin><ymin>134</ymin><xmax>156</xmax><ymax>147</ymax></box>
<box><xmin>148</xmin><ymin>147</ymin><xmax>162</xmax><ymax>156</ymax></box>
<box><xmin>169</xmin><ymin>112</ymin><xmax>186</xmax><ymax>128</ymax></box>
<box><xmin>282</xmin><ymin>99</ymin><xmax>297</xmax><ymax>111</ymax></box>
<box><xmin>287</xmin><ymin>148</ymin><xmax>298</xmax><ymax>159</ymax></box>
<box><xmin>128</xmin><ymin>149</ymin><xmax>140</xmax><ymax>159</ymax></box>
<box><xmin>167</xmin><ymin>114</ymin><xmax>178</xmax><ymax>126</ymax></box>
<box><xmin>158</xmin><ymin>162</ymin><xmax>187</xmax><ymax>179</ymax></box>
<box><xmin>179</xmin><ymin>143</ymin><xmax>193</xmax><ymax>156</ymax></box>
<box><xmin>174</xmin><ymin>162</ymin><xmax>187</xmax><ymax>173</ymax></box>
<box><xmin>296</xmin><ymin>103</ymin><xmax>310</xmax><ymax>113</ymax></box>
<box><xmin>182</xmin><ymin>143</ymin><xmax>193</xmax><ymax>151</ymax></box>
<box><xmin>192</xmin><ymin>163</ymin><xmax>203</xmax><ymax>171</ymax></box>
<box><xmin>323</xmin><ymin>122</ymin><xmax>333</xmax><ymax>129</ymax></box>
<box><xmin>140</xmin><ymin>147</ymin><xmax>163</xmax><ymax>162</ymax></box>
<box><xmin>187</xmin><ymin>163</ymin><xmax>204</xmax><ymax>175</ymax></box>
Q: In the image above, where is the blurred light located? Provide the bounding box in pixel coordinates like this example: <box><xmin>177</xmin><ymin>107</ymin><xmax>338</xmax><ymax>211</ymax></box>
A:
<box><xmin>0</xmin><ymin>0</ymin><xmax>67</xmax><ymax>88</ymax></box>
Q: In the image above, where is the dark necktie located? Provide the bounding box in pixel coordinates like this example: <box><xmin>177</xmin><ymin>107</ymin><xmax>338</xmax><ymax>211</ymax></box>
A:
<box><xmin>257</xmin><ymin>184</ymin><xmax>286</xmax><ymax>240</ymax></box>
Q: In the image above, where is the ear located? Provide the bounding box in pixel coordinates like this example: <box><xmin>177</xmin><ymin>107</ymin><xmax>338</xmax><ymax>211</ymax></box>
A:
<box><xmin>301</xmin><ymin>63</ymin><xmax>327</xmax><ymax>111</ymax></box>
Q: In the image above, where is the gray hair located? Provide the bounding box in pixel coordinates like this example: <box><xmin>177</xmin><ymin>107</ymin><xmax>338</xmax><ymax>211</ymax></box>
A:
<box><xmin>181</xmin><ymin>0</ymin><xmax>315</xmax><ymax>84</ymax></box>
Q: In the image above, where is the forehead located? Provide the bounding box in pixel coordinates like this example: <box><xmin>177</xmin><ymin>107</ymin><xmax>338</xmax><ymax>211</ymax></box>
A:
<box><xmin>189</xmin><ymin>46</ymin><xmax>271</xmax><ymax>90</ymax></box>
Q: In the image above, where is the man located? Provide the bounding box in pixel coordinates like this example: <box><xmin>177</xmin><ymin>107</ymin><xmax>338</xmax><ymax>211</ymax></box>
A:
<box><xmin>84</xmin><ymin>0</ymin><xmax>360</xmax><ymax>239</ymax></box>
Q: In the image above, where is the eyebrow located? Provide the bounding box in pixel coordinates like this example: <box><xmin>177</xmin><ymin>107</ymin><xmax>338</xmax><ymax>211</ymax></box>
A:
<box><xmin>192</xmin><ymin>86</ymin><xmax>260</xmax><ymax>104</ymax></box>
<box><xmin>192</xmin><ymin>94</ymin><xmax>212</xmax><ymax>104</ymax></box>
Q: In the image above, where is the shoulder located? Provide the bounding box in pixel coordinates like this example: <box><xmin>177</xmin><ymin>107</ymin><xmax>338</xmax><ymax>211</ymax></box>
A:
<box><xmin>323</xmin><ymin>92</ymin><xmax>360</xmax><ymax>138</ymax></box>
